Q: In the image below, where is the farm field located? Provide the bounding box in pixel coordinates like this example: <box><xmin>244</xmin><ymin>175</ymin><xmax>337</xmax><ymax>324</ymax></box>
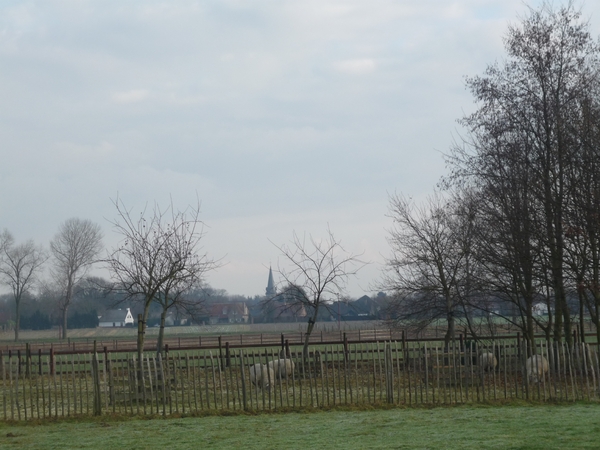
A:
<box><xmin>0</xmin><ymin>321</ymin><xmax>382</xmax><ymax>344</ymax></box>
<box><xmin>0</xmin><ymin>403</ymin><xmax>599</xmax><ymax>449</ymax></box>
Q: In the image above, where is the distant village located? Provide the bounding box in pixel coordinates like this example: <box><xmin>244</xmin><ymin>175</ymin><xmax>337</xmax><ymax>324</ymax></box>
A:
<box><xmin>0</xmin><ymin>268</ymin><xmax>388</xmax><ymax>331</ymax></box>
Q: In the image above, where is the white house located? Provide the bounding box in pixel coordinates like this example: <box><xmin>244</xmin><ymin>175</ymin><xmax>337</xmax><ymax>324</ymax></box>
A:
<box><xmin>98</xmin><ymin>308</ymin><xmax>135</xmax><ymax>328</ymax></box>
<box><xmin>532</xmin><ymin>303</ymin><xmax>549</xmax><ymax>316</ymax></box>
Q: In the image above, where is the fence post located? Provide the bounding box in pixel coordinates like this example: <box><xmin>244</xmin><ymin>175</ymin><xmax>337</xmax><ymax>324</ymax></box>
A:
<box><xmin>49</xmin><ymin>346</ymin><xmax>54</xmax><ymax>376</ymax></box>
<box><xmin>402</xmin><ymin>330</ymin><xmax>407</xmax><ymax>364</ymax></box>
<box><xmin>15</xmin><ymin>349</ymin><xmax>21</xmax><ymax>378</ymax></box>
<box><xmin>239</xmin><ymin>351</ymin><xmax>248</xmax><ymax>411</ymax></box>
<box><xmin>386</xmin><ymin>343</ymin><xmax>394</xmax><ymax>404</ymax></box>
<box><xmin>92</xmin><ymin>340</ymin><xmax>102</xmax><ymax>416</ymax></box>
<box><xmin>218</xmin><ymin>336</ymin><xmax>223</xmax><ymax>370</ymax></box>
<box><xmin>344</xmin><ymin>333</ymin><xmax>349</xmax><ymax>362</ymax></box>
<box><xmin>25</xmin><ymin>343</ymin><xmax>31</xmax><ymax>377</ymax></box>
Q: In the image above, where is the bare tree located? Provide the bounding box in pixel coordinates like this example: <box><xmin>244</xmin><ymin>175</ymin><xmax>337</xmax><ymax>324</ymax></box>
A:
<box><xmin>154</xmin><ymin>279</ymin><xmax>215</xmax><ymax>357</ymax></box>
<box><xmin>0</xmin><ymin>230</ymin><xmax>11</xmax><ymax>253</ymax></box>
<box><xmin>262</xmin><ymin>282</ymin><xmax>309</xmax><ymax>323</ymax></box>
<box><xmin>105</xmin><ymin>197</ymin><xmax>217</xmax><ymax>359</ymax></box>
<box><xmin>448</xmin><ymin>132</ymin><xmax>548</xmax><ymax>347</ymax></box>
<box><xmin>268</xmin><ymin>228</ymin><xmax>365</xmax><ymax>358</ymax></box>
<box><xmin>50</xmin><ymin>218</ymin><xmax>103</xmax><ymax>339</ymax></box>
<box><xmin>382</xmin><ymin>193</ymin><xmax>469</xmax><ymax>346</ymax></box>
<box><xmin>563</xmin><ymin>91</ymin><xmax>600</xmax><ymax>345</ymax></box>
<box><xmin>445</xmin><ymin>1</ymin><xmax>600</xmax><ymax>345</ymax></box>
<box><xmin>0</xmin><ymin>230</ymin><xmax>47</xmax><ymax>341</ymax></box>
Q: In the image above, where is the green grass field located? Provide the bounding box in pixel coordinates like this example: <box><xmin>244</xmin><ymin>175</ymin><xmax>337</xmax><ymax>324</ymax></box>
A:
<box><xmin>0</xmin><ymin>403</ymin><xmax>599</xmax><ymax>449</ymax></box>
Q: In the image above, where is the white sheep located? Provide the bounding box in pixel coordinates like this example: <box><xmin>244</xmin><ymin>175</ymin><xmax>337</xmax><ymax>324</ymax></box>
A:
<box><xmin>479</xmin><ymin>352</ymin><xmax>498</xmax><ymax>372</ymax></box>
<box><xmin>268</xmin><ymin>358</ymin><xmax>295</xmax><ymax>380</ymax></box>
<box><xmin>249</xmin><ymin>363</ymin><xmax>275</xmax><ymax>390</ymax></box>
<box><xmin>525</xmin><ymin>355</ymin><xmax>549</xmax><ymax>383</ymax></box>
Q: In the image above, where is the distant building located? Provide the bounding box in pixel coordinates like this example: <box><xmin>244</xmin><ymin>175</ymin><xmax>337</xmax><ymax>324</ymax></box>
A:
<box><xmin>266</xmin><ymin>266</ymin><xmax>276</xmax><ymax>297</ymax></box>
<box><xmin>98</xmin><ymin>308</ymin><xmax>135</xmax><ymax>328</ymax></box>
<box><xmin>206</xmin><ymin>302</ymin><xmax>249</xmax><ymax>324</ymax></box>
<box><xmin>265</xmin><ymin>284</ymin><xmax>308</xmax><ymax>322</ymax></box>
<box><xmin>533</xmin><ymin>303</ymin><xmax>549</xmax><ymax>316</ymax></box>
<box><xmin>269</xmin><ymin>301</ymin><xmax>307</xmax><ymax>322</ymax></box>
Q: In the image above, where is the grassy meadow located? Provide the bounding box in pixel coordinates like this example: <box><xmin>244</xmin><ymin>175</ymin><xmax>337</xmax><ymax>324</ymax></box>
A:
<box><xmin>0</xmin><ymin>403</ymin><xmax>599</xmax><ymax>449</ymax></box>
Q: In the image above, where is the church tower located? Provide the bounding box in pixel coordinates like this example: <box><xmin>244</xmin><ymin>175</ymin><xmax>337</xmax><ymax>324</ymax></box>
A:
<box><xmin>265</xmin><ymin>266</ymin><xmax>276</xmax><ymax>297</ymax></box>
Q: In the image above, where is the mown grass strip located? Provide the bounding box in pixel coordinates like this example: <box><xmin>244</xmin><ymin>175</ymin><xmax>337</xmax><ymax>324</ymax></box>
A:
<box><xmin>0</xmin><ymin>402</ymin><xmax>600</xmax><ymax>449</ymax></box>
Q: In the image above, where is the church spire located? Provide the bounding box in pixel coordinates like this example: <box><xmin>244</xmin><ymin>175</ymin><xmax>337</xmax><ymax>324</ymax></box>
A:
<box><xmin>266</xmin><ymin>266</ymin><xmax>276</xmax><ymax>297</ymax></box>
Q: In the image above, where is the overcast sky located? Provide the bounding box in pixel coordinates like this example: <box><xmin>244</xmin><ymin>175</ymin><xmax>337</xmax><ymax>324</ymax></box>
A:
<box><xmin>1</xmin><ymin>1</ymin><xmax>599</xmax><ymax>298</ymax></box>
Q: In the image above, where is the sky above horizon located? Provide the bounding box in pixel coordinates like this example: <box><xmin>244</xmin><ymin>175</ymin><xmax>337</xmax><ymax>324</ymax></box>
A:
<box><xmin>1</xmin><ymin>1</ymin><xmax>599</xmax><ymax>299</ymax></box>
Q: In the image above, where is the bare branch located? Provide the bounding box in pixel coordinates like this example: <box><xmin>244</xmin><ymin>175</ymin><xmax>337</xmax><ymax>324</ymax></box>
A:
<box><xmin>269</xmin><ymin>227</ymin><xmax>367</xmax><ymax>356</ymax></box>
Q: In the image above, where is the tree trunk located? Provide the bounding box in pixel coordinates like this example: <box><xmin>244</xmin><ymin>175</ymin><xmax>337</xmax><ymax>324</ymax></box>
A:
<box><xmin>526</xmin><ymin>301</ymin><xmax>535</xmax><ymax>356</ymax></box>
<box><xmin>579</xmin><ymin>287</ymin><xmax>586</xmax><ymax>343</ymax></box>
<box><xmin>62</xmin><ymin>279</ymin><xmax>74</xmax><ymax>340</ymax></box>
<box><xmin>302</xmin><ymin>304</ymin><xmax>319</xmax><ymax>361</ymax></box>
<box><xmin>443</xmin><ymin>286</ymin><xmax>455</xmax><ymax>347</ymax></box>
<box><xmin>62</xmin><ymin>307</ymin><xmax>69</xmax><ymax>340</ymax></box>
<box><xmin>156</xmin><ymin>308</ymin><xmax>167</xmax><ymax>357</ymax></box>
<box><xmin>139</xmin><ymin>305</ymin><xmax>150</xmax><ymax>354</ymax></box>
<box><xmin>14</xmin><ymin>296</ymin><xmax>20</xmax><ymax>342</ymax></box>
<box><xmin>444</xmin><ymin>310</ymin><xmax>455</xmax><ymax>348</ymax></box>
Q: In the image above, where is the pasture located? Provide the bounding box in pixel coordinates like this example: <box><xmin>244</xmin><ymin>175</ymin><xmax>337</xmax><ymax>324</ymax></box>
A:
<box><xmin>1</xmin><ymin>403</ymin><xmax>599</xmax><ymax>449</ymax></box>
<box><xmin>0</xmin><ymin>322</ymin><xmax>382</xmax><ymax>343</ymax></box>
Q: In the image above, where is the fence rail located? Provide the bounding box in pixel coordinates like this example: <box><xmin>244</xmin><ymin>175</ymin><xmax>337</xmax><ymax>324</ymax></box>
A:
<box><xmin>0</xmin><ymin>329</ymin><xmax>402</xmax><ymax>354</ymax></box>
<box><xmin>2</xmin><ymin>327</ymin><xmax>596</xmax><ymax>356</ymax></box>
<box><xmin>1</xmin><ymin>340</ymin><xmax>599</xmax><ymax>421</ymax></box>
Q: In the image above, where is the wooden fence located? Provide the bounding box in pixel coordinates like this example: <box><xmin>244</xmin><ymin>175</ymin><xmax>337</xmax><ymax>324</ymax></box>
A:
<box><xmin>1</xmin><ymin>340</ymin><xmax>599</xmax><ymax>421</ymax></box>
<box><xmin>3</xmin><ymin>327</ymin><xmax>595</xmax><ymax>356</ymax></box>
<box><xmin>0</xmin><ymin>328</ymin><xmax>402</xmax><ymax>354</ymax></box>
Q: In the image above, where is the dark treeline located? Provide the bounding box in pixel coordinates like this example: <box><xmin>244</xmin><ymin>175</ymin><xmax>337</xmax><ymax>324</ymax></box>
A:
<box><xmin>0</xmin><ymin>276</ymin><xmax>128</xmax><ymax>331</ymax></box>
<box><xmin>384</xmin><ymin>2</ymin><xmax>600</xmax><ymax>351</ymax></box>
<box><xmin>0</xmin><ymin>279</ymin><xmax>387</xmax><ymax>332</ymax></box>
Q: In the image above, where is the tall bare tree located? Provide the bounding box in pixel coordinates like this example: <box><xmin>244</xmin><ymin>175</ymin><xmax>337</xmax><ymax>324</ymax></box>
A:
<box><xmin>563</xmin><ymin>91</ymin><xmax>600</xmax><ymax>344</ymax></box>
<box><xmin>105</xmin><ymin>197</ymin><xmax>217</xmax><ymax>359</ymax></box>
<box><xmin>268</xmin><ymin>228</ymin><xmax>365</xmax><ymax>358</ymax></box>
<box><xmin>50</xmin><ymin>218</ymin><xmax>103</xmax><ymax>339</ymax></box>
<box><xmin>446</xmin><ymin>1</ymin><xmax>600</xmax><ymax>345</ymax></box>
<box><xmin>0</xmin><ymin>230</ymin><xmax>47</xmax><ymax>341</ymax></box>
<box><xmin>383</xmin><ymin>193</ymin><xmax>471</xmax><ymax>345</ymax></box>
